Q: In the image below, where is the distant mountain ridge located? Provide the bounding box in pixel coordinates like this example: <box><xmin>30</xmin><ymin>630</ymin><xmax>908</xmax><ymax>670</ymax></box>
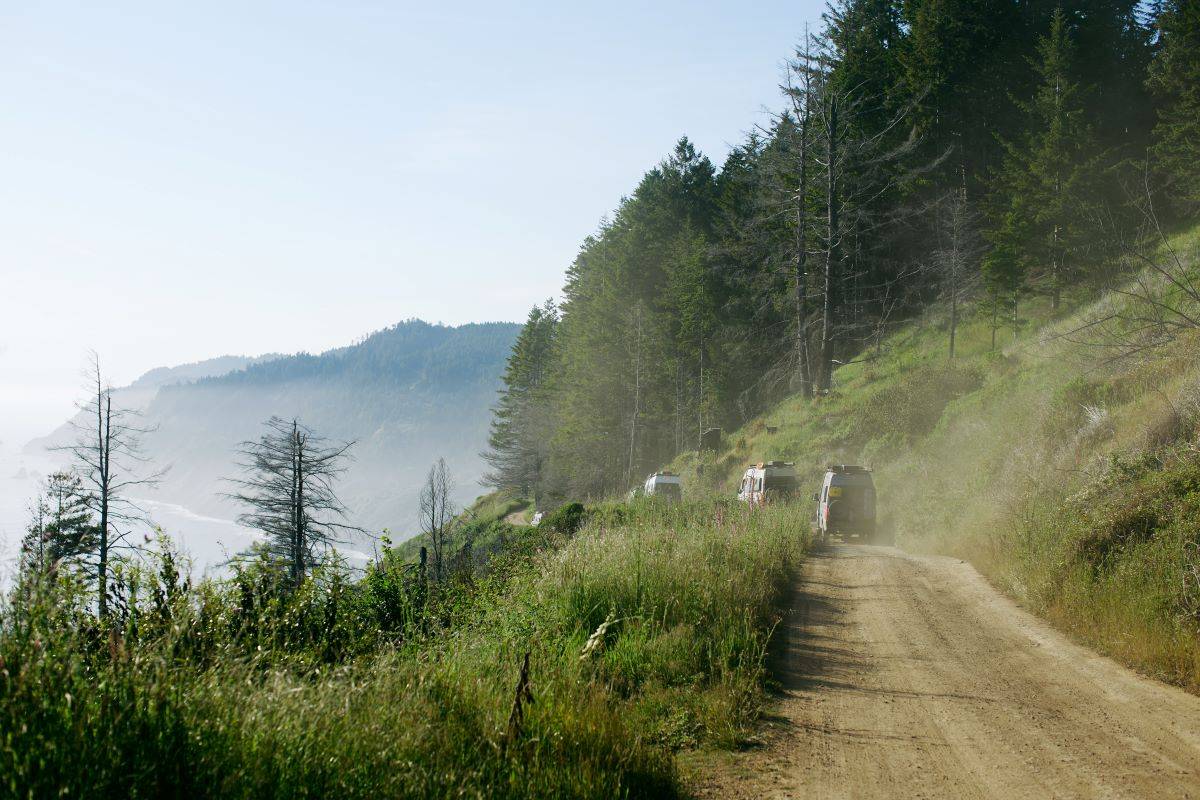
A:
<box><xmin>129</xmin><ymin>354</ymin><xmax>282</xmax><ymax>390</ymax></box>
<box><xmin>22</xmin><ymin>355</ymin><xmax>280</xmax><ymax>441</ymax></box>
<box><xmin>27</xmin><ymin>320</ymin><xmax>521</xmax><ymax>541</ymax></box>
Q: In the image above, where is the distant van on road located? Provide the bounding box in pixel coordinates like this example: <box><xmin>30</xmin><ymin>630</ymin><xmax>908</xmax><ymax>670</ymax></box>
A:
<box><xmin>643</xmin><ymin>471</ymin><xmax>682</xmax><ymax>501</ymax></box>
<box><xmin>815</xmin><ymin>465</ymin><xmax>886</xmax><ymax>543</ymax></box>
<box><xmin>737</xmin><ymin>461</ymin><xmax>799</xmax><ymax>505</ymax></box>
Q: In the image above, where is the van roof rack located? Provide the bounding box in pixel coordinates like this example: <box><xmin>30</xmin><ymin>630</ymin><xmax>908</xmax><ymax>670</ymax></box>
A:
<box><xmin>828</xmin><ymin>464</ymin><xmax>869</xmax><ymax>473</ymax></box>
<box><xmin>755</xmin><ymin>461</ymin><xmax>795</xmax><ymax>468</ymax></box>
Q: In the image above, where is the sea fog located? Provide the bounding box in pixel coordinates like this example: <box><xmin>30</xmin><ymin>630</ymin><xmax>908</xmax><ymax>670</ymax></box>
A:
<box><xmin>0</xmin><ymin>442</ymin><xmax>371</xmax><ymax>589</ymax></box>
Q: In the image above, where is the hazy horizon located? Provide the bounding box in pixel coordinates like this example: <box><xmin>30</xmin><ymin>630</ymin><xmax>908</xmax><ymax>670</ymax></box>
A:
<box><xmin>1</xmin><ymin>0</ymin><xmax>825</xmax><ymax>447</ymax></box>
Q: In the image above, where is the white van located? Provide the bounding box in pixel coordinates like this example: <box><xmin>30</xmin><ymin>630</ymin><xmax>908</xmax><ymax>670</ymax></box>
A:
<box><xmin>643</xmin><ymin>471</ymin><xmax>682</xmax><ymax>501</ymax></box>
<box><xmin>814</xmin><ymin>465</ymin><xmax>881</xmax><ymax>542</ymax></box>
<box><xmin>737</xmin><ymin>461</ymin><xmax>799</xmax><ymax>505</ymax></box>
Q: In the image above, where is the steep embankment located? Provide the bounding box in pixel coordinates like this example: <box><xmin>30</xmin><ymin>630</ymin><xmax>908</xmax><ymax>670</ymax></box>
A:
<box><xmin>676</xmin><ymin>224</ymin><xmax>1200</xmax><ymax>690</ymax></box>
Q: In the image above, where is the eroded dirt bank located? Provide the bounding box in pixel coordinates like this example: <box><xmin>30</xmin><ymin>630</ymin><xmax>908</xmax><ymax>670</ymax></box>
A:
<box><xmin>695</xmin><ymin>544</ymin><xmax>1200</xmax><ymax>799</ymax></box>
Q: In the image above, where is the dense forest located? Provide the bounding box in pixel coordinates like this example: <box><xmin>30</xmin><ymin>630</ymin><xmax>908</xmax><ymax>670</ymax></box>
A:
<box><xmin>485</xmin><ymin>0</ymin><xmax>1200</xmax><ymax>504</ymax></box>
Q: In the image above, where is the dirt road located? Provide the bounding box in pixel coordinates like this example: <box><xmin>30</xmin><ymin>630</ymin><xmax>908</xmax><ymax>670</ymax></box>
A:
<box><xmin>696</xmin><ymin>544</ymin><xmax>1200</xmax><ymax>799</ymax></box>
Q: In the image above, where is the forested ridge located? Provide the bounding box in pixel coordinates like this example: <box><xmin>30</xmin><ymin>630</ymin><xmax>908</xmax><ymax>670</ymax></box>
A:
<box><xmin>140</xmin><ymin>319</ymin><xmax>520</xmax><ymax>531</ymax></box>
<box><xmin>27</xmin><ymin>320</ymin><xmax>521</xmax><ymax>534</ymax></box>
<box><xmin>486</xmin><ymin>0</ymin><xmax>1200</xmax><ymax>504</ymax></box>
<box><xmin>185</xmin><ymin>319</ymin><xmax>517</xmax><ymax>391</ymax></box>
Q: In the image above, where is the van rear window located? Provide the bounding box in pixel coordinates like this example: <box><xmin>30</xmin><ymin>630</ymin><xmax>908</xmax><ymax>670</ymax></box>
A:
<box><xmin>764</xmin><ymin>475</ymin><xmax>798</xmax><ymax>493</ymax></box>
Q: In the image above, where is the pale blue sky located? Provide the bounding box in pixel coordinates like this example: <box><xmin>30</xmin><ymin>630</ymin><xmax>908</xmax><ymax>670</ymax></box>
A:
<box><xmin>1</xmin><ymin>0</ymin><xmax>825</xmax><ymax>445</ymax></box>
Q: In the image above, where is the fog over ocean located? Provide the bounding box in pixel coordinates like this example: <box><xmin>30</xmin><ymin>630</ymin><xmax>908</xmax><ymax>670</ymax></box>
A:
<box><xmin>0</xmin><ymin>442</ymin><xmax>371</xmax><ymax>588</ymax></box>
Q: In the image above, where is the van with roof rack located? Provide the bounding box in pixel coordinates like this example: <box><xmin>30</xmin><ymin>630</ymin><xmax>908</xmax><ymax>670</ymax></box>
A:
<box><xmin>737</xmin><ymin>461</ymin><xmax>799</xmax><ymax>505</ymax></box>
<box><xmin>814</xmin><ymin>465</ymin><xmax>886</xmax><ymax>543</ymax></box>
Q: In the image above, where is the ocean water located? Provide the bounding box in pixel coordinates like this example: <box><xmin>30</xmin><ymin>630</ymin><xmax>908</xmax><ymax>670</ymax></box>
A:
<box><xmin>0</xmin><ymin>447</ymin><xmax>53</xmax><ymax>584</ymax></box>
<box><xmin>0</xmin><ymin>444</ymin><xmax>371</xmax><ymax>588</ymax></box>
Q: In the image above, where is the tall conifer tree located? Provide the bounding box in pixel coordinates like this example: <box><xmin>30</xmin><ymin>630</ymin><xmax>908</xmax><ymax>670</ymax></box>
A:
<box><xmin>1148</xmin><ymin>0</ymin><xmax>1200</xmax><ymax>210</ymax></box>
<box><xmin>992</xmin><ymin>8</ymin><xmax>1099</xmax><ymax>309</ymax></box>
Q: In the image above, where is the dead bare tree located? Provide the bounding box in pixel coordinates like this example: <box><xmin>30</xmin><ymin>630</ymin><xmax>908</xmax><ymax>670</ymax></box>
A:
<box><xmin>1056</xmin><ymin>178</ymin><xmax>1200</xmax><ymax>363</ymax></box>
<box><xmin>419</xmin><ymin>458</ymin><xmax>455</xmax><ymax>582</ymax></box>
<box><xmin>230</xmin><ymin>417</ymin><xmax>357</xmax><ymax>589</ymax></box>
<box><xmin>55</xmin><ymin>354</ymin><xmax>161</xmax><ymax>617</ymax></box>
<box><xmin>802</xmin><ymin>48</ymin><xmax>927</xmax><ymax>391</ymax></box>
<box><xmin>931</xmin><ymin>183</ymin><xmax>983</xmax><ymax>358</ymax></box>
<box><xmin>783</xmin><ymin>30</ymin><xmax>817</xmax><ymax>397</ymax></box>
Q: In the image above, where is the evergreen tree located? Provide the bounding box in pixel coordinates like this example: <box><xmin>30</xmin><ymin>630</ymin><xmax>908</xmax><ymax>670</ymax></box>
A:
<box><xmin>229</xmin><ymin>418</ymin><xmax>357</xmax><ymax>588</ymax></box>
<box><xmin>483</xmin><ymin>301</ymin><xmax>558</xmax><ymax>501</ymax></box>
<box><xmin>982</xmin><ymin>235</ymin><xmax>1028</xmax><ymax>348</ymax></box>
<box><xmin>810</xmin><ymin>18</ymin><xmax>925</xmax><ymax>388</ymax></box>
<box><xmin>991</xmin><ymin>7</ymin><xmax>1100</xmax><ymax>309</ymax></box>
<box><xmin>1070</xmin><ymin>0</ymin><xmax>1154</xmax><ymax>158</ymax></box>
<box><xmin>545</xmin><ymin>140</ymin><xmax>720</xmax><ymax>498</ymax></box>
<box><xmin>1148</xmin><ymin>0</ymin><xmax>1200</xmax><ymax>210</ymax></box>
<box><xmin>902</xmin><ymin>0</ymin><xmax>1033</xmax><ymax>194</ymax></box>
<box><xmin>824</xmin><ymin>0</ymin><xmax>908</xmax><ymax>135</ymax></box>
<box><xmin>19</xmin><ymin>471</ymin><xmax>97</xmax><ymax>578</ymax></box>
<box><xmin>709</xmin><ymin>130</ymin><xmax>801</xmax><ymax>409</ymax></box>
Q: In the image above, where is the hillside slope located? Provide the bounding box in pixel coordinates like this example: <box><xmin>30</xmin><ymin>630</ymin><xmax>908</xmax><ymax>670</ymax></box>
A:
<box><xmin>675</xmin><ymin>225</ymin><xmax>1200</xmax><ymax>689</ymax></box>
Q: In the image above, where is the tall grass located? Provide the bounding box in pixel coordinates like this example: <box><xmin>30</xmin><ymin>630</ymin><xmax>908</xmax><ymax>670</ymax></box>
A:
<box><xmin>0</xmin><ymin>497</ymin><xmax>808</xmax><ymax>798</ymax></box>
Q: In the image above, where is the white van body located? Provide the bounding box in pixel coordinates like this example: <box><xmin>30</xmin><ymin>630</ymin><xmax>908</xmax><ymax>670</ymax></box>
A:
<box><xmin>737</xmin><ymin>461</ymin><xmax>799</xmax><ymax>505</ymax></box>
<box><xmin>815</xmin><ymin>465</ymin><xmax>880</xmax><ymax>542</ymax></box>
<box><xmin>643</xmin><ymin>471</ymin><xmax>682</xmax><ymax>501</ymax></box>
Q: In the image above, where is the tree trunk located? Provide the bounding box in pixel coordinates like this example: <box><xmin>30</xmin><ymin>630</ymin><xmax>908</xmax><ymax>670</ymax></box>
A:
<box><xmin>627</xmin><ymin>308</ymin><xmax>642</xmax><ymax>485</ymax></box>
<box><xmin>791</xmin><ymin>35</ymin><xmax>815</xmax><ymax>398</ymax></box>
<box><xmin>97</xmin><ymin>393</ymin><xmax>111</xmax><ymax>618</ymax></box>
<box><xmin>1052</xmin><ymin>224</ymin><xmax>1062</xmax><ymax>311</ymax></box>
<box><xmin>990</xmin><ymin>299</ymin><xmax>997</xmax><ymax>353</ymax></box>
<box><xmin>697</xmin><ymin>340</ymin><xmax>704</xmax><ymax>447</ymax></box>
<box><xmin>819</xmin><ymin>99</ymin><xmax>839</xmax><ymax>392</ymax></box>
<box><xmin>949</xmin><ymin>290</ymin><xmax>958</xmax><ymax>359</ymax></box>
<box><xmin>293</xmin><ymin>422</ymin><xmax>305</xmax><ymax>588</ymax></box>
<box><xmin>795</xmin><ymin>127</ymin><xmax>812</xmax><ymax>397</ymax></box>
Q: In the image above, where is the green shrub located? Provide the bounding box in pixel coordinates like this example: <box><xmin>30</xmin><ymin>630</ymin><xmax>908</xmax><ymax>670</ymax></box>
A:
<box><xmin>541</xmin><ymin>502</ymin><xmax>588</xmax><ymax>536</ymax></box>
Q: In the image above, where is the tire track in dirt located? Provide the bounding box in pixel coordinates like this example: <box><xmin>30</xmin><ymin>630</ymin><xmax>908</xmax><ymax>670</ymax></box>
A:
<box><xmin>694</xmin><ymin>544</ymin><xmax>1200</xmax><ymax>799</ymax></box>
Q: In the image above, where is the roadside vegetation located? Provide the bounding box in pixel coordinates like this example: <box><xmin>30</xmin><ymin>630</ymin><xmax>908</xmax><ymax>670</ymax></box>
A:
<box><xmin>676</xmin><ymin>225</ymin><xmax>1200</xmax><ymax>690</ymax></box>
<box><xmin>1</xmin><ymin>498</ymin><xmax>807</xmax><ymax>798</ymax></box>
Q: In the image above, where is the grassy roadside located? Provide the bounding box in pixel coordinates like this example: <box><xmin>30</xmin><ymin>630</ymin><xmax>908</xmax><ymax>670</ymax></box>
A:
<box><xmin>672</xmin><ymin>224</ymin><xmax>1200</xmax><ymax>692</ymax></box>
<box><xmin>1</xmin><ymin>498</ymin><xmax>809</xmax><ymax>798</ymax></box>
